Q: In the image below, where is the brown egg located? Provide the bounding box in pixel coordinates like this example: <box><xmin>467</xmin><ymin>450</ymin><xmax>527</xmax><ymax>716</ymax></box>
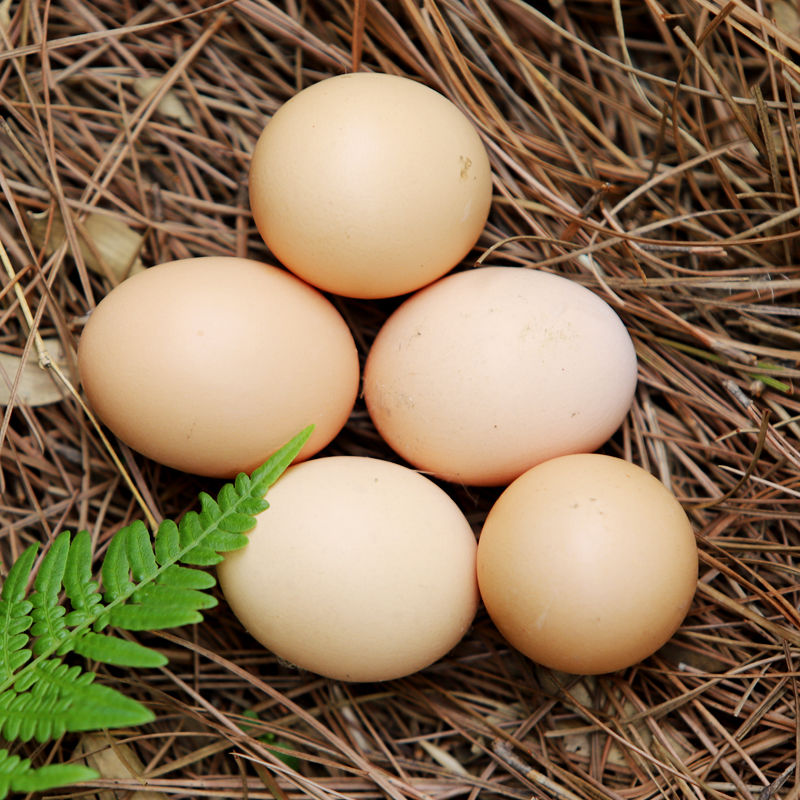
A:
<box><xmin>217</xmin><ymin>456</ymin><xmax>479</xmax><ymax>682</ymax></box>
<box><xmin>476</xmin><ymin>454</ymin><xmax>698</xmax><ymax>674</ymax></box>
<box><xmin>249</xmin><ymin>72</ymin><xmax>493</xmax><ymax>299</ymax></box>
<box><xmin>77</xmin><ymin>257</ymin><xmax>359</xmax><ymax>478</ymax></box>
<box><xmin>363</xmin><ymin>267</ymin><xmax>638</xmax><ymax>487</ymax></box>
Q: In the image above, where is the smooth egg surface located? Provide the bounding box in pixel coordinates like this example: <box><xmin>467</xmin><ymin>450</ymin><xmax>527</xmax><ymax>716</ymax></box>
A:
<box><xmin>249</xmin><ymin>72</ymin><xmax>493</xmax><ymax>298</ymax></box>
<box><xmin>217</xmin><ymin>456</ymin><xmax>479</xmax><ymax>682</ymax></box>
<box><xmin>77</xmin><ymin>257</ymin><xmax>359</xmax><ymax>477</ymax></box>
<box><xmin>476</xmin><ymin>454</ymin><xmax>698</xmax><ymax>674</ymax></box>
<box><xmin>363</xmin><ymin>266</ymin><xmax>638</xmax><ymax>486</ymax></box>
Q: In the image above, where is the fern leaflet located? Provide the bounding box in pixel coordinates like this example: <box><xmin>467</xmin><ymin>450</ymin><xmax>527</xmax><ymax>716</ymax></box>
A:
<box><xmin>0</xmin><ymin>546</ymin><xmax>36</xmax><ymax>685</ymax></box>
<box><xmin>0</xmin><ymin>747</ymin><xmax>96</xmax><ymax>797</ymax></box>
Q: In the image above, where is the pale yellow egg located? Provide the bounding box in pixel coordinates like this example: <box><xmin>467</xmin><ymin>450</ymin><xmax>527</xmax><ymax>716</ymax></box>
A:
<box><xmin>218</xmin><ymin>456</ymin><xmax>479</xmax><ymax>682</ymax></box>
<box><xmin>249</xmin><ymin>73</ymin><xmax>493</xmax><ymax>299</ymax></box>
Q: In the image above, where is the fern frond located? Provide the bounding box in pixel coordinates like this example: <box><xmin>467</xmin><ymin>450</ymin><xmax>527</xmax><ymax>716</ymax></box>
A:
<box><xmin>0</xmin><ymin>748</ymin><xmax>96</xmax><ymax>799</ymax></box>
<box><xmin>0</xmin><ymin>423</ymin><xmax>311</xmax><ymax>798</ymax></box>
<box><xmin>0</xmin><ymin>426</ymin><xmax>311</xmax><ymax>688</ymax></box>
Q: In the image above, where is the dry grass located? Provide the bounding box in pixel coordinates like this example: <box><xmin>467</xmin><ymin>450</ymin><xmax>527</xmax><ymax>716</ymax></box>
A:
<box><xmin>2</xmin><ymin>0</ymin><xmax>800</xmax><ymax>798</ymax></box>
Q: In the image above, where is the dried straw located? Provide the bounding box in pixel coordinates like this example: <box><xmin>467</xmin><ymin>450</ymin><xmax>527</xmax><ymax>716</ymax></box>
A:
<box><xmin>2</xmin><ymin>0</ymin><xmax>800</xmax><ymax>798</ymax></box>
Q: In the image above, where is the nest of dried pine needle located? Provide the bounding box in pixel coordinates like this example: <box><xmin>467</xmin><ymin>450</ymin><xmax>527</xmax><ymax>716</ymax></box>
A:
<box><xmin>2</xmin><ymin>0</ymin><xmax>800</xmax><ymax>798</ymax></box>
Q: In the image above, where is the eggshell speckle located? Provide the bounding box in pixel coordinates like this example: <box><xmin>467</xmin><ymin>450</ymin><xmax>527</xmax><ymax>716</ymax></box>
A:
<box><xmin>217</xmin><ymin>456</ymin><xmax>479</xmax><ymax>682</ymax></box>
<box><xmin>249</xmin><ymin>72</ymin><xmax>493</xmax><ymax>298</ymax></box>
<box><xmin>77</xmin><ymin>257</ymin><xmax>359</xmax><ymax>478</ymax></box>
<box><xmin>476</xmin><ymin>454</ymin><xmax>698</xmax><ymax>674</ymax></box>
<box><xmin>363</xmin><ymin>266</ymin><xmax>638</xmax><ymax>486</ymax></box>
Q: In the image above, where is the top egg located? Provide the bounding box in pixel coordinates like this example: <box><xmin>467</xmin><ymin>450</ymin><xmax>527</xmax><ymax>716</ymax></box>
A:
<box><xmin>249</xmin><ymin>72</ymin><xmax>493</xmax><ymax>299</ymax></box>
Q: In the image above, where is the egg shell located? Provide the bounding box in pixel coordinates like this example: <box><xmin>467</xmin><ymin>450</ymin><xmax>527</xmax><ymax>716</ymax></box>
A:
<box><xmin>249</xmin><ymin>72</ymin><xmax>493</xmax><ymax>299</ymax></box>
<box><xmin>476</xmin><ymin>454</ymin><xmax>698</xmax><ymax>674</ymax></box>
<box><xmin>363</xmin><ymin>266</ymin><xmax>638</xmax><ymax>487</ymax></box>
<box><xmin>217</xmin><ymin>456</ymin><xmax>479</xmax><ymax>682</ymax></box>
<box><xmin>77</xmin><ymin>257</ymin><xmax>359</xmax><ymax>478</ymax></box>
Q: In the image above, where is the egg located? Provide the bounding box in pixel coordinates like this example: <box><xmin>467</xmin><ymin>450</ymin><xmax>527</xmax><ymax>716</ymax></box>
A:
<box><xmin>249</xmin><ymin>72</ymin><xmax>493</xmax><ymax>299</ymax></box>
<box><xmin>363</xmin><ymin>266</ymin><xmax>638</xmax><ymax>487</ymax></box>
<box><xmin>77</xmin><ymin>256</ymin><xmax>359</xmax><ymax>478</ymax></box>
<box><xmin>476</xmin><ymin>454</ymin><xmax>698</xmax><ymax>674</ymax></box>
<box><xmin>217</xmin><ymin>456</ymin><xmax>479</xmax><ymax>682</ymax></box>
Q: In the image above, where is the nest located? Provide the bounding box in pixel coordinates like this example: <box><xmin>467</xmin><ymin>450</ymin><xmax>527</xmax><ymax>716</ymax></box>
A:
<box><xmin>2</xmin><ymin>0</ymin><xmax>800</xmax><ymax>798</ymax></box>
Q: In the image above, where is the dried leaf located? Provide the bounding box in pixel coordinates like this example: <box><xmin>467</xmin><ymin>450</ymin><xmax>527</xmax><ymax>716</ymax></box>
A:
<box><xmin>133</xmin><ymin>77</ymin><xmax>195</xmax><ymax>128</ymax></box>
<box><xmin>418</xmin><ymin>740</ymin><xmax>471</xmax><ymax>777</ymax></box>
<box><xmin>556</xmin><ymin>727</ymin><xmax>590</xmax><ymax>758</ymax></box>
<box><xmin>773</xmin><ymin>0</ymin><xmax>800</xmax><ymax>37</ymax></box>
<box><xmin>77</xmin><ymin>733</ymin><xmax>168</xmax><ymax>800</ymax></box>
<box><xmin>0</xmin><ymin>0</ymin><xmax>10</xmax><ymax>34</ymax></box>
<box><xmin>28</xmin><ymin>210</ymin><xmax>145</xmax><ymax>284</ymax></box>
<box><xmin>0</xmin><ymin>339</ymin><xmax>74</xmax><ymax>407</ymax></box>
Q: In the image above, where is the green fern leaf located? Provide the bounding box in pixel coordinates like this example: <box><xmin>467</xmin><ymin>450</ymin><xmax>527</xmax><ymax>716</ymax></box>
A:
<box><xmin>179</xmin><ymin>548</ymin><xmax>221</xmax><ymax>566</ymax></box>
<box><xmin>217</xmin><ymin>512</ymin><xmax>259</xmax><ymax>533</ymax></box>
<box><xmin>109</xmin><ymin>604</ymin><xmax>203</xmax><ymax>631</ymax></box>
<box><xmin>233</xmin><ymin>496</ymin><xmax>271</xmax><ymax>516</ymax></box>
<box><xmin>233</xmin><ymin>471</ymin><xmax>251</xmax><ymax>493</ymax></box>
<box><xmin>29</xmin><ymin>532</ymin><xmax>71</xmax><ymax>656</ymax></box>
<box><xmin>217</xmin><ymin>482</ymin><xmax>238</xmax><ymax>511</ymax></box>
<box><xmin>176</xmin><ymin>512</ymin><xmax>203</xmax><ymax>551</ymax></box>
<box><xmin>0</xmin><ymin>659</ymin><xmax>154</xmax><ymax>742</ymax></box>
<box><xmin>1</xmin><ymin>695</ymin><xmax>58</xmax><ymax>743</ymax></box>
<box><xmin>158</xmin><ymin>564</ymin><xmax>216</xmax><ymax>590</ymax></box>
<box><xmin>0</xmin><ymin>748</ymin><xmax>96</xmax><ymax>798</ymax></box>
<box><xmin>250</xmin><ymin>428</ymin><xmax>311</xmax><ymax>492</ymax></box>
<box><xmin>0</xmin><ymin>672</ymin><xmax>73</xmax><ymax>742</ymax></box>
<box><xmin>0</xmin><ymin>544</ymin><xmax>37</xmax><ymax>684</ymax></box>
<box><xmin>69</xmin><ymin>678</ymin><xmax>155</xmax><ymax>731</ymax></box>
<box><xmin>73</xmin><ymin>631</ymin><xmax>167</xmax><ymax>668</ymax></box>
<box><xmin>199</xmin><ymin>529</ymin><xmax>249</xmax><ymax>552</ymax></box>
<box><xmin>154</xmin><ymin>519</ymin><xmax>180</xmax><ymax>564</ymax></box>
<box><xmin>100</xmin><ymin>528</ymin><xmax>135</xmax><ymax>602</ymax></box>
<box><xmin>198</xmin><ymin>491</ymin><xmax>220</xmax><ymax>519</ymax></box>
<box><xmin>9</xmin><ymin>761</ymin><xmax>98</xmax><ymax>796</ymax></box>
<box><xmin>0</xmin><ymin>544</ymin><xmax>37</xmax><ymax>604</ymax></box>
<box><xmin>179</xmin><ymin>548</ymin><xmax>220</xmax><ymax>566</ymax></box>
<box><xmin>125</xmin><ymin>521</ymin><xmax>159</xmax><ymax>582</ymax></box>
<box><xmin>63</xmin><ymin>530</ymin><xmax>104</xmax><ymax>627</ymax></box>
<box><xmin>134</xmin><ymin>582</ymin><xmax>217</xmax><ymax>611</ymax></box>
